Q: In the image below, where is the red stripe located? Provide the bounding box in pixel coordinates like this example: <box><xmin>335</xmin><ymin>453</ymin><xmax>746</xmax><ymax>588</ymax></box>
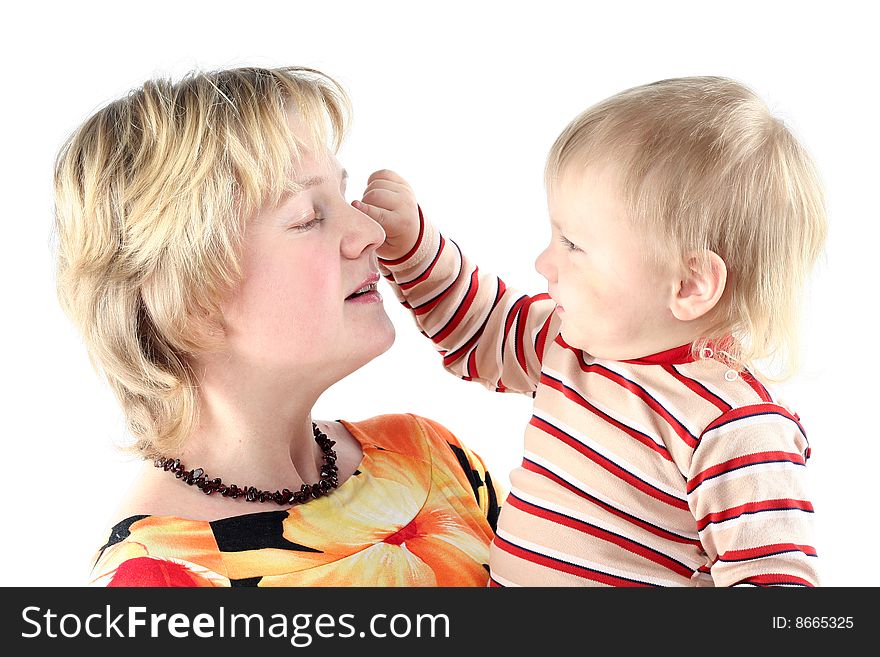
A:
<box><xmin>535</xmin><ymin>312</ymin><xmax>554</xmax><ymax>362</ymax></box>
<box><xmin>514</xmin><ymin>298</ymin><xmax>531</xmax><ymax>374</ymax></box>
<box><xmin>541</xmin><ymin>374</ymin><xmax>673</xmax><ymax>461</ymax></box>
<box><xmin>431</xmin><ymin>268</ymin><xmax>480</xmax><ymax>342</ymax></box>
<box><xmin>399</xmin><ymin>236</ymin><xmax>446</xmax><ymax>290</ymax></box>
<box><xmin>703</xmin><ymin>403</ymin><xmax>806</xmax><ymax>437</ymax></box>
<box><xmin>377</xmin><ymin>206</ymin><xmax>426</xmax><ymax>266</ymax></box>
<box><xmin>444</xmin><ymin>331</ymin><xmax>480</xmax><ymax>367</ymax></box>
<box><xmin>522</xmin><ymin>460</ymin><xmax>702</xmax><ymax>546</ymax></box>
<box><xmin>663</xmin><ymin>364</ymin><xmax>731</xmax><ymax>413</ymax></box>
<box><xmin>576</xmin><ymin>356</ymin><xmax>698</xmax><ymax>448</ymax></box>
<box><xmin>502</xmin><ymin>296</ymin><xmax>529</xmax><ymax>357</ymax></box>
<box><xmin>508</xmin><ymin>495</ymin><xmax>694</xmax><ymax>577</ymax></box>
<box><xmin>413</xmin><ymin>293</ymin><xmax>446</xmax><ymax>316</ymax></box>
<box><xmin>442</xmin><ymin>278</ymin><xmax>505</xmax><ymax>366</ymax></box>
<box><xmin>740</xmin><ymin>369</ymin><xmax>773</xmax><ymax>402</ymax></box>
<box><xmin>735</xmin><ymin>573</ymin><xmax>814</xmax><ymax>587</ymax></box>
<box><xmin>621</xmin><ymin>343</ymin><xmax>696</xmax><ymax>365</ymax></box>
<box><xmin>530</xmin><ymin>416</ymin><xmax>689</xmax><ymax>510</ymax></box>
<box><xmin>466</xmin><ymin>348</ymin><xmax>479</xmax><ymax>379</ymax></box>
<box><xmin>719</xmin><ymin>543</ymin><xmax>817</xmax><ymax>562</ymax></box>
<box><xmin>696</xmin><ymin>498</ymin><xmax>814</xmax><ymax>531</ymax></box>
<box><xmin>493</xmin><ymin>535</ymin><xmax>657</xmax><ymax>587</ymax></box>
<box><xmin>688</xmin><ymin>451</ymin><xmax>807</xmax><ymax>493</ymax></box>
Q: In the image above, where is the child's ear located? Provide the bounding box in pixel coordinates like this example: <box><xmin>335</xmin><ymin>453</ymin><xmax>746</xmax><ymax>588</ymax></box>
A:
<box><xmin>669</xmin><ymin>251</ymin><xmax>727</xmax><ymax>322</ymax></box>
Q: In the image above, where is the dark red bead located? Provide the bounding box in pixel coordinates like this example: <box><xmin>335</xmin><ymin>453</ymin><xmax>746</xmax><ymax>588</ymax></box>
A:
<box><xmin>157</xmin><ymin>423</ymin><xmax>342</xmax><ymax>506</ymax></box>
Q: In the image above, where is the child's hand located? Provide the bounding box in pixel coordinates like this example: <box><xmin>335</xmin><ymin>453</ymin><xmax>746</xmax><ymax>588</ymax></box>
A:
<box><xmin>353</xmin><ymin>169</ymin><xmax>421</xmax><ymax>261</ymax></box>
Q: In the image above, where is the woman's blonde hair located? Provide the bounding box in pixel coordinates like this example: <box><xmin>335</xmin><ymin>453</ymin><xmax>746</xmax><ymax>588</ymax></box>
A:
<box><xmin>53</xmin><ymin>66</ymin><xmax>350</xmax><ymax>458</ymax></box>
<box><xmin>546</xmin><ymin>76</ymin><xmax>826</xmax><ymax>380</ymax></box>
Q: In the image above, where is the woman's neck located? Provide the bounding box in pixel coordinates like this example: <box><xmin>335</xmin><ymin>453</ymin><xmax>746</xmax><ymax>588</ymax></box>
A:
<box><xmin>175</xmin><ymin>356</ymin><xmax>328</xmax><ymax>492</ymax></box>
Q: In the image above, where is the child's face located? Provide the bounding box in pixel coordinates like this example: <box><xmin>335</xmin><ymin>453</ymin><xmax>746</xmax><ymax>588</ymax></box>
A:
<box><xmin>537</xmin><ymin>165</ymin><xmax>679</xmax><ymax>360</ymax></box>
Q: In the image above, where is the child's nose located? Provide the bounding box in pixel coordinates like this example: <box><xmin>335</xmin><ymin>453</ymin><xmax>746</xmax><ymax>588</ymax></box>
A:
<box><xmin>535</xmin><ymin>246</ymin><xmax>555</xmax><ymax>283</ymax></box>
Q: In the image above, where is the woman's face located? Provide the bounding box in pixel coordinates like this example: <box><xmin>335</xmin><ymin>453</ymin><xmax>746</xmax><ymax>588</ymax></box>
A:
<box><xmin>219</xmin><ymin>142</ymin><xmax>395</xmax><ymax>385</ymax></box>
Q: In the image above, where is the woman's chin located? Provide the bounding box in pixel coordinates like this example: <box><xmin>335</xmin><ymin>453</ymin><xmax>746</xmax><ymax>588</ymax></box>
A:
<box><xmin>347</xmin><ymin>319</ymin><xmax>396</xmax><ymax>370</ymax></box>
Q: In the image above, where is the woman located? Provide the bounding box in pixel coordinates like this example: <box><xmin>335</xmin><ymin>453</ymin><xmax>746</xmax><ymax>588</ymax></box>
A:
<box><xmin>54</xmin><ymin>66</ymin><xmax>501</xmax><ymax>586</ymax></box>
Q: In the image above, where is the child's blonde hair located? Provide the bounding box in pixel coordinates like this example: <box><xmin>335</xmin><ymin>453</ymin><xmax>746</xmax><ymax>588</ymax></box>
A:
<box><xmin>53</xmin><ymin>66</ymin><xmax>350</xmax><ymax>458</ymax></box>
<box><xmin>545</xmin><ymin>76</ymin><xmax>826</xmax><ymax>380</ymax></box>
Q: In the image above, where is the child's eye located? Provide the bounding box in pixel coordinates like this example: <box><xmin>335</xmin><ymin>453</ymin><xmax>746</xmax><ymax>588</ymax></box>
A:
<box><xmin>290</xmin><ymin>215</ymin><xmax>325</xmax><ymax>232</ymax></box>
<box><xmin>559</xmin><ymin>235</ymin><xmax>582</xmax><ymax>252</ymax></box>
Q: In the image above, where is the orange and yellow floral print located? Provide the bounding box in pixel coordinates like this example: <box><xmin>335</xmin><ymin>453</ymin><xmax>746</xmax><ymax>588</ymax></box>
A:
<box><xmin>90</xmin><ymin>414</ymin><xmax>502</xmax><ymax>587</ymax></box>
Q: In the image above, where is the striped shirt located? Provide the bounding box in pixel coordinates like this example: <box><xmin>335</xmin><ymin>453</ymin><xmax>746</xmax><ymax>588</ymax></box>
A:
<box><xmin>379</xmin><ymin>210</ymin><xmax>819</xmax><ymax>587</ymax></box>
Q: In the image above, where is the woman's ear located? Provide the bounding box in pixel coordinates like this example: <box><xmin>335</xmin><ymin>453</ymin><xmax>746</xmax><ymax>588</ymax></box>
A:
<box><xmin>669</xmin><ymin>251</ymin><xmax>727</xmax><ymax>322</ymax></box>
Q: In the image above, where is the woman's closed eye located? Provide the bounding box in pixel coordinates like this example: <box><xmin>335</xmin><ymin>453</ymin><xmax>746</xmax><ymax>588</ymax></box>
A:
<box><xmin>289</xmin><ymin>215</ymin><xmax>325</xmax><ymax>232</ymax></box>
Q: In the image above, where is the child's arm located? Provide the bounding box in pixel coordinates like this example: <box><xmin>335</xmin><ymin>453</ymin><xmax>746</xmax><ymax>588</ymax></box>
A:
<box><xmin>688</xmin><ymin>403</ymin><xmax>820</xmax><ymax>586</ymax></box>
<box><xmin>355</xmin><ymin>169</ymin><xmax>556</xmax><ymax>395</ymax></box>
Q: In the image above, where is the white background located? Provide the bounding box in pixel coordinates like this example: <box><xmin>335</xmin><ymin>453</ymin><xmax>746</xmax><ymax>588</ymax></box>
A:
<box><xmin>2</xmin><ymin>0</ymin><xmax>876</xmax><ymax>587</ymax></box>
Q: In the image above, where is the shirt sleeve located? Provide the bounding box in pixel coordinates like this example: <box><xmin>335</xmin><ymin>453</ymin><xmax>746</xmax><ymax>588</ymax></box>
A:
<box><xmin>379</xmin><ymin>207</ymin><xmax>558</xmax><ymax>396</ymax></box>
<box><xmin>688</xmin><ymin>403</ymin><xmax>820</xmax><ymax>586</ymax></box>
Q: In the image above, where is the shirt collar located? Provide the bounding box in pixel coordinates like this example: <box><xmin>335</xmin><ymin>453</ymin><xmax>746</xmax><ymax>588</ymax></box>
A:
<box><xmin>620</xmin><ymin>343</ymin><xmax>697</xmax><ymax>365</ymax></box>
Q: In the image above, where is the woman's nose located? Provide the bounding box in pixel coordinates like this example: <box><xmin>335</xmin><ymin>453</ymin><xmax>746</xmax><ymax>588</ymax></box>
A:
<box><xmin>342</xmin><ymin>202</ymin><xmax>386</xmax><ymax>259</ymax></box>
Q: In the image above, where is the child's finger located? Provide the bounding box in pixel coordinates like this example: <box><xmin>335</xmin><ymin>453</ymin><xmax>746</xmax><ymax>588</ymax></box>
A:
<box><xmin>363</xmin><ymin>178</ymin><xmax>406</xmax><ymax>198</ymax></box>
<box><xmin>361</xmin><ymin>187</ymin><xmax>404</xmax><ymax>212</ymax></box>
<box><xmin>351</xmin><ymin>199</ymin><xmax>388</xmax><ymax>226</ymax></box>
<box><xmin>367</xmin><ymin>169</ymin><xmax>409</xmax><ymax>187</ymax></box>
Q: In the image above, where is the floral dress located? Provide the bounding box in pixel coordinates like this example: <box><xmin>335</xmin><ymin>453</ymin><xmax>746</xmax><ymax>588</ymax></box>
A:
<box><xmin>90</xmin><ymin>414</ymin><xmax>502</xmax><ymax>586</ymax></box>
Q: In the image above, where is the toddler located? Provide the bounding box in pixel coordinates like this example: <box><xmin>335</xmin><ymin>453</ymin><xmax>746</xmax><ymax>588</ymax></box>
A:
<box><xmin>355</xmin><ymin>77</ymin><xmax>825</xmax><ymax>586</ymax></box>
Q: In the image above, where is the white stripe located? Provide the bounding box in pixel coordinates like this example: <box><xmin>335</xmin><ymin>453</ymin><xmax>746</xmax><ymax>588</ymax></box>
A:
<box><xmin>531</xmin><ymin>408</ymin><xmax>688</xmax><ymax>502</ymax></box>
<box><xmin>496</xmin><ymin>293</ymin><xmax>526</xmax><ymax>380</ymax></box>
<box><xmin>689</xmin><ymin>459</ymin><xmax>805</xmax><ymax>495</ymax></box>
<box><xmin>698</xmin><ymin>507</ymin><xmax>814</xmax><ymax>533</ymax></box>
<box><xmin>495</xmin><ymin>528</ymin><xmax>685</xmax><ymax>587</ymax></box>
<box><xmin>402</xmin><ymin>226</ymin><xmax>443</xmax><ymax>283</ymax></box>
<box><xmin>487</xmin><ymin>571</ymin><xmax>522</xmax><ymax>587</ymax></box>
<box><xmin>700</xmin><ymin>412</ymin><xmax>805</xmax><ymax>445</ymax></box>
<box><xmin>674</xmin><ymin>359</ymin><xmax>775</xmax><ymax>408</ymax></box>
<box><xmin>424</xmin><ymin>241</ymin><xmax>467</xmax><ymax>336</ymax></box>
<box><xmin>542</xmin><ymin>366</ymin><xmax>670</xmax><ymax>454</ymax></box>
<box><xmin>520</xmin><ymin>452</ymin><xmax>700</xmax><ymax>542</ymax></box>
<box><xmin>668</xmin><ymin>361</ymin><xmax>738</xmax><ymax>408</ymax></box>
<box><xmin>444</xmin><ymin>277</ymin><xmax>499</xmax><ymax>355</ymax></box>
<box><xmin>593</xmin><ymin>358</ymin><xmax>705</xmax><ymax>439</ymax></box>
